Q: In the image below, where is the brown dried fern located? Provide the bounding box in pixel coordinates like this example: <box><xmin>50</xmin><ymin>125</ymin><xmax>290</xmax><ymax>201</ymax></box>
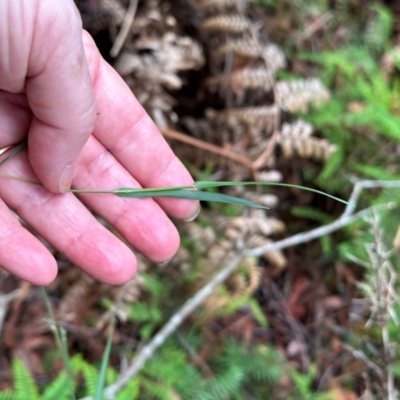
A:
<box><xmin>200</xmin><ymin>14</ymin><xmax>251</xmax><ymax>33</ymax></box>
<box><xmin>191</xmin><ymin>0</ymin><xmax>247</xmax><ymax>12</ymax></box>
<box><xmin>275</xmin><ymin>78</ymin><xmax>331</xmax><ymax>112</ymax></box>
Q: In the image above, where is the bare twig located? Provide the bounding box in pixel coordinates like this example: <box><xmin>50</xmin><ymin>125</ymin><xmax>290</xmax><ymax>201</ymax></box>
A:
<box><xmin>343</xmin><ymin>179</ymin><xmax>400</xmax><ymax>218</ymax></box>
<box><xmin>160</xmin><ymin>127</ymin><xmax>256</xmax><ymax>173</ymax></box>
<box><xmin>110</xmin><ymin>0</ymin><xmax>138</xmax><ymax>58</ymax></box>
<box><xmin>245</xmin><ymin>203</ymin><xmax>393</xmax><ymax>258</ymax></box>
<box><xmin>342</xmin><ymin>343</ymin><xmax>384</xmax><ymax>380</ymax></box>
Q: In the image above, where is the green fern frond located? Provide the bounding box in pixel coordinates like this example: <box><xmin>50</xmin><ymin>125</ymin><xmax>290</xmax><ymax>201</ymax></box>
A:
<box><xmin>41</xmin><ymin>371</ymin><xmax>73</xmax><ymax>400</ymax></box>
<box><xmin>70</xmin><ymin>355</ymin><xmax>98</xmax><ymax>397</ymax></box>
<box><xmin>80</xmin><ymin>361</ymin><xmax>99</xmax><ymax>397</ymax></box>
<box><xmin>364</xmin><ymin>5</ymin><xmax>393</xmax><ymax>53</ymax></box>
<box><xmin>10</xmin><ymin>358</ymin><xmax>40</xmax><ymax>400</ymax></box>
<box><xmin>291</xmin><ymin>206</ymin><xmax>333</xmax><ymax>224</ymax></box>
<box><xmin>198</xmin><ymin>364</ymin><xmax>244</xmax><ymax>400</ymax></box>
<box><xmin>141</xmin><ymin>377</ymin><xmax>173</xmax><ymax>400</ymax></box>
<box><xmin>0</xmin><ymin>390</ymin><xmax>13</xmax><ymax>400</ymax></box>
<box><xmin>354</xmin><ymin>164</ymin><xmax>400</xmax><ymax>180</ymax></box>
<box><xmin>248</xmin><ymin>298</ymin><xmax>268</xmax><ymax>328</ymax></box>
<box><xmin>115</xmin><ymin>378</ymin><xmax>140</xmax><ymax>400</ymax></box>
<box><xmin>128</xmin><ymin>302</ymin><xmax>162</xmax><ymax>323</ymax></box>
<box><xmin>141</xmin><ymin>274</ymin><xmax>168</xmax><ymax>297</ymax></box>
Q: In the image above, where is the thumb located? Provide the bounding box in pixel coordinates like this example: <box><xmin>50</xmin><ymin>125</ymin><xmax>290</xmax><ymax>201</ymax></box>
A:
<box><xmin>1</xmin><ymin>0</ymin><xmax>96</xmax><ymax>193</ymax></box>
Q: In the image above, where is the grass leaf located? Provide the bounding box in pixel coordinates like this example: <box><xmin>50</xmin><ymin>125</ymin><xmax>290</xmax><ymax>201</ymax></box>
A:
<box><xmin>0</xmin><ymin>141</ymin><xmax>27</xmax><ymax>168</ymax></box>
<box><xmin>94</xmin><ymin>316</ymin><xmax>115</xmax><ymax>400</ymax></box>
<box><xmin>116</xmin><ymin>188</ymin><xmax>267</xmax><ymax>209</ymax></box>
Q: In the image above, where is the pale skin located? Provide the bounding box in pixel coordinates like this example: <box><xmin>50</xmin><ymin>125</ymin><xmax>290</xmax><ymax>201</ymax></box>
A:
<box><xmin>0</xmin><ymin>0</ymin><xmax>199</xmax><ymax>285</ymax></box>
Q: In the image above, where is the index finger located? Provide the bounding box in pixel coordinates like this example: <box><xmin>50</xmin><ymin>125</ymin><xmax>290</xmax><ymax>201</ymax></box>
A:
<box><xmin>83</xmin><ymin>33</ymin><xmax>199</xmax><ymax>220</ymax></box>
<box><xmin>1</xmin><ymin>0</ymin><xmax>97</xmax><ymax>193</ymax></box>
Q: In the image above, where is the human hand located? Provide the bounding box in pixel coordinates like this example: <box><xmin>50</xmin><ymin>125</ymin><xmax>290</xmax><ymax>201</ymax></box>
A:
<box><xmin>0</xmin><ymin>0</ymin><xmax>199</xmax><ymax>285</ymax></box>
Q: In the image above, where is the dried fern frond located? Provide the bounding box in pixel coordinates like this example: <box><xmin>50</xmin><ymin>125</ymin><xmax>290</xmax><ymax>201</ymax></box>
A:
<box><xmin>191</xmin><ymin>0</ymin><xmax>247</xmax><ymax>12</ymax></box>
<box><xmin>246</xmin><ymin>235</ymin><xmax>287</xmax><ymax>269</ymax></box>
<box><xmin>206</xmin><ymin>66</ymin><xmax>274</xmax><ymax>93</ymax></box>
<box><xmin>243</xmin><ymin>192</ymin><xmax>279</xmax><ymax>208</ymax></box>
<box><xmin>231</xmin><ymin>258</ymin><xmax>262</xmax><ymax>297</ymax></box>
<box><xmin>213</xmin><ymin>38</ymin><xmax>286</xmax><ymax>72</ymax></box>
<box><xmin>109</xmin><ymin>274</ymin><xmax>146</xmax><ymax>323</ymax></box>
<box><xmin>205</xmin><ymin>105</ymin><xmax>278</xmax><ymax>137</ymax></box>
<box><xmin>200</xmin><ymin>14</ymin><xmax>251</xmax><ymax>33</ymax></box>
<box><xmin>279</xmin><ymin>136</ymin><xmax>337</xmax><ymax>160</ymax></box>
<box><xmin>281</xmin><ymin>119</ymin><xmax>314</xmax><ymax>138</ymax></box>
<box><xmin>256</xmin><ymin>170</ymin><xmax>283</xmax><ymax>182</ymax></box>
<box><xmin>115</xmin><ymin>33</ymin><xmax>204</xmax><ymax>86</ymax></box>
<box><xmin>58</xmin><ymin>273</ymin><xmax>95</xmax><ymax>322</ymax></box>
<box><xmin>203</xmin><ymin>257</ymin><xmax>262</xmax><ymax>314</ymax></box>
<box><xmin>278</xmin><ymin>120</ymin><xmax>336</xmax><ymax>160</ymax></box>
<box><xmin>232</xmin><ymin>215</ymin><xmax>285</xmax><ymax>236</ymax></box>
<box><xmin>275</xmin><ymin>78</ymin><xmax>330</xmax><ymax>112</ymax></box>
<box><xmin>184</xmin><ymin>223</ymin><xmax>216</xmax><ymax>253</ymax></box>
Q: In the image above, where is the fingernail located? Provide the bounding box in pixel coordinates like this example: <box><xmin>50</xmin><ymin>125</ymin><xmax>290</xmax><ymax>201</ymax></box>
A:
<box><xmin>158</xmin><ymin>257</ymin><xmax>172</xmax><ymax>266</ymax></box>
<box><xmin>59</xmin><ymin>163</ymin><xmax>75</xmax><ymax>193</ymax></box>
<box><xmin>184</xmin><ymin>205</ymin><xmax>201</xmax><ymax>222</ymax></box>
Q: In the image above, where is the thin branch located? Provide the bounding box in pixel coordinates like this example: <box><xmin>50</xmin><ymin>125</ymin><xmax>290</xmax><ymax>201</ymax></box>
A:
<box><xmin>342</xmin><ymin>343</ymin><xmax>384</xmax><ymax>380</ymax></box>
<box><xmin>160</xmin><ymin>127</ymin><xmax>256</xmax><ymax>172</ymax></box>
<box><xmin>109</xmin><ymin>0</ymin><xmax>138</xmax><ymax>58</ymax></box>
<box><xmin>343</xmin><ymin>179</ymin><xmax>400</xmax><ymax>218</ymax></box>
<box><xmin>245</xmin><ymin>202</ymin><xmax>393</xmax><ymax>258</ymax></box>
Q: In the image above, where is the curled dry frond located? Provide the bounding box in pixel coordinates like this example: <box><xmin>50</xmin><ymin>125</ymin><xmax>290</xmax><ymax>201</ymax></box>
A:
<box><xmin>213</xmin><ymin>38</ymin><xmax>286</xmax><ymax>71</ymax></box>
<box><xmin>58</xmin><ymin>273</ymin><xmax>95</xmax><ymax>322</ymax></box>
<box><xmin>246</xmin><ymin>235</ymin><xmax>287</xmax><ymax>269</ymax></box>
<box><xmin>191</xmin><ymin>0</ymin><xmax>247</xmax><ymax>12</ymax></box>
<box><xmin>115</xmin><ymin>33</ymin><xmax>204</xmax><ymax>89</ymax></box>
<box><xmin>275</xmin><ymin>78</ymin><xmax>331</xmax><ymax>112</ymax></box>
<box><xmin>256</xmin><ymin>170</ymin><xmax>283</xmax><ymax>182</ymax></box>
<box><xmin>206</xmin><ymin>66</ymin><xmax>274</xmax><ymax>93</ymax></box>
<box><xmin>185</xmin><ymin>223</ymin><xmax>217</xmax><ymax>253</ymax></box>
<box><xmin>279</xmin><ymin>120</ymin><xmax>337</xmax><ymax>160</ymax></box>
<box><xmin>243</xmin><ymin>192</ymin><xmax>279</xmax><ymax>208</ymax></box>
<box><xmin>230</xmin><ymin>214</ymin><xmax>285</xmax><ymax>236</ymax></box>
<box><xmin>200</xmin><ymin>14</ymin><xmax>251</xmax><ymax>33</ymax></box>
<box><xmin>206</xmin><ymin>105</ymin><xmax>277</xmax><ymax>134</ymax></box>
<box><xmin>281</xmin><ymin>119</ymin><xmax>314</xmax><ymax>138</ymax></box>
<box><xmin>203</xmin><ymin>257</ymin><xmax>262</xmax><ymax>315</ymax></box>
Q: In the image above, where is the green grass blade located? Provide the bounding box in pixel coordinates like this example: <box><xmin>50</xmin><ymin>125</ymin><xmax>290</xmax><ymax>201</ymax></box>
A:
<box><xmin>41</xmin><ymin>288</ymin><xmax>76</xmax><ymax>400</ymax></box>
<box><xmin>195</xmin><ymin>181</ymin><xmax>351</xmax><ymax>206</ymax></box>
<box><xmin>116</xmin><ymin>188</ymin><xmax>267</xmax><ymax>209</ymax></box>
<box><xmin>94</xmin><ymin>317</ymin><xmax>115</xmax><ymax>400</ymax></box>
<box><xmin>0</xmin><ymin>140</ymin><xmax>27</xmax><ymax>168</ymax></box>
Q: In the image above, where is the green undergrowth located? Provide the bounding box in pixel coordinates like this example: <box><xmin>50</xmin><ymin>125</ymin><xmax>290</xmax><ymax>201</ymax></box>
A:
<box><xmin>0</xmin><ymin>339</ymin><xmax>334</xmax><ymax>400</ymax></box>
<box><xmin>293</xmin><ymin>3</ymin><xmax>400</xmax><ymax>256</ymax></box>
